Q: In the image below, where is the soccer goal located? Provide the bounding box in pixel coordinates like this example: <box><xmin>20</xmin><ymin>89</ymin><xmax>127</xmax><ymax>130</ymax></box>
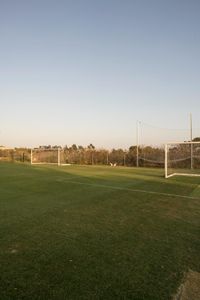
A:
<box><xmin>31</xmin><ymin>148</ymin><xmax>71</xmax><ymax>166</ymax></box>
<box><xmin>165</xmin><ymin>142</ymin><xmax>200</xmax><ymax>178</ymax></box>
<box><xmin>59</xmin><ymin>149</ymin><xmax>71</xmax><ymax>166</ymax></box>
<box><xmin>31</xmin><ymin>149</ymin><xmax>60</xmax><ymax>165</ymax></box>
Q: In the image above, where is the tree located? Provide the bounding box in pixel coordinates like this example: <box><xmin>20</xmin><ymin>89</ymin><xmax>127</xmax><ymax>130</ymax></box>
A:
<box><xmin>71</xmin><ymin>144</ymin><xmax>78</xmax><ymax>151</ymax></box>
<box><xmin>78</xmin><ymin>145</ymin><xmax>84</xmax><ymax>151</ymax></box>
<box><xmin>109</xmin><ymin>149</ymin><xmax>124</xmax><ymax>165</ymax></box>
<box><xmin>87</xmin><ymin>144</ymin><xmax>95</xmax><ymax>150</ymax></box>
<box><xmin>193</xmin><ymin>137</ymin><xmax>200</xmax><ymax>142</ymax></box>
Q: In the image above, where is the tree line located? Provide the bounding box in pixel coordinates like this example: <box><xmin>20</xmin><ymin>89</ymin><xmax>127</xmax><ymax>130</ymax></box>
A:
<box><xmin>1</xmin><ymin>138</ymin><xmax>200</xmax><ymax>168</ymax></box>
<box><xmin>0</xmin><ymin>144</ymin><xmax>164</xmax><ymax>167</ymax></box>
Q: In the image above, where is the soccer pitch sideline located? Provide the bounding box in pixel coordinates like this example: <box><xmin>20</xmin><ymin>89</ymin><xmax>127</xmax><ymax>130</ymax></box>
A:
<box><xmin>0</xmin><ymin>162</ymin><xmax>200</xmax><ymax>300</ymax></box>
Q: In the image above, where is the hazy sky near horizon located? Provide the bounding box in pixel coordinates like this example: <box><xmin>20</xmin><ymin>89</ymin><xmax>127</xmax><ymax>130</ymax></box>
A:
<box><xmin>1</xmin><ymin>0</ymin><xmax>200</xmax><ymax>149</ymax></box>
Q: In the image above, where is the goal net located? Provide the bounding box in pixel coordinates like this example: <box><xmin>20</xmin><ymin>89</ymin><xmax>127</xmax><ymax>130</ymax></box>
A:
<box><xmin>59</xmin><ymin>149</ymin><xmax>71</xmax><ymax>165</ymax></box>
<box><xmin>136</xmin><ymin>121</ymin><xmax>190</xmax><ymax>168</ymax></box>
<box><xmin>165</xmin><ymin>142</ymin><xmax>200</xmax><ymax>178</ymax></box>
<box><xmin>31</xmin><ymin>149</ymin><xmax>59</xmax><ymax>165</ymax></box>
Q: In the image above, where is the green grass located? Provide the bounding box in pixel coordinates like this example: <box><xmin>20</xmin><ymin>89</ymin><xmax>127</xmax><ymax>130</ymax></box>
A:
<box><xmin>0</xmin><ymin>162</ymin><xmax>200</xmax><ymax>300</ymax></box>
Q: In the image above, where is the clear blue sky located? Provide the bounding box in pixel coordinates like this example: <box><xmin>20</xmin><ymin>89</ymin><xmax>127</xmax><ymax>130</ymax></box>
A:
<box><xmin>1</xmin><ymin>0</ymin><xmax>200</xmax><ymax>148</ymax></box>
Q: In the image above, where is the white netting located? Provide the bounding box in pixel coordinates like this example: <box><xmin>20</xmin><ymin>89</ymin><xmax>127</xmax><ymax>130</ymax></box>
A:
<box><xmin>137</xmin><ymin>121</ymin><xmax>199</xmax><ymax>167</ymax></box>
<box><xmin>165</xmin><ymin>142</ymin><xmax>200</xmax><ymax>178</ymax></box>
<box><xmin>60</xmin><ymin>149</ymin><xmax>71</xmax><ymax>165</ymax></box>
<box><xmin>31</xmin><ymin>149</ymin><xmax>59</xmax><ymax>164</ymax></box>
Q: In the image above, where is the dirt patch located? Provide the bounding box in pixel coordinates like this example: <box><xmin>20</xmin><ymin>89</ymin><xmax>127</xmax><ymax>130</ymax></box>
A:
<box><xmin>8</xmin><ymin>243</ymin><xmax>20</xmax><ymax>254</ymax></box>
<box><xmin>10</xmin><ymin>249</ymin><xmax>18</xmax><ymax>254</ymax></box>
<box><xmin>173</xmin><ymin>270</ymin><xmax>200</xmax><ymax>300</ymax></box>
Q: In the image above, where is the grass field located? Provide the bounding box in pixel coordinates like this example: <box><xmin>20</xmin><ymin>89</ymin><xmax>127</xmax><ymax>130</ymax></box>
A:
<box><xmin>1</xmin><ymin>162</ymin><xmax>200</xmax><ymax>299</ymax></box>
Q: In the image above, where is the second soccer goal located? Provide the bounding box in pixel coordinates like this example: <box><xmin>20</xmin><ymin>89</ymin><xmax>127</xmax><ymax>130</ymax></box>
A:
<box><xmin>165</xmin><ymin>141</ymin><xmax>200</xmax><ymax>178</ymax></box>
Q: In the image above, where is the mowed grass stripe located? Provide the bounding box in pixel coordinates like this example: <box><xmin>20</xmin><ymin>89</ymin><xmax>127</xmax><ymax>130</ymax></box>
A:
<box><xmin>56</xmin><ymin>178</ymin><xmax>200</xmax><ymax>200</ymax></box>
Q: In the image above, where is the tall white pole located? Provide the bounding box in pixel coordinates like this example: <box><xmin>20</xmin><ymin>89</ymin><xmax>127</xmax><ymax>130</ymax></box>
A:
<box><xmin>136</xmin><ymin>121</ymin><xmax>139</xmax><ymax>167</ymax></box>
<box><xmin>190</xmin><ymin>113</ymin><xmax>193</xmax><ymax>169</ymax></box>
<box><xmin>58</xmin><ymin>148</ymin><xmax>61</xmax><ymax>166</ymax></box>
<box><xmin>30</xmin><ymin>149</ymin><xmax>33</xmax><ymax>165</ymax></box>
<box><xmin>165</xmin><ymin>144</ymin><xmax>168</xmax><ymax>178</ymax></box>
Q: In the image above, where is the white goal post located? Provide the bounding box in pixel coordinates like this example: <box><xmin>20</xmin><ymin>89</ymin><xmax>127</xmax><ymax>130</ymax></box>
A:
<box><xmin>31</xmin><ymin>148</ymin><xmax>71</xmax><ymax>166</ymax></box>
<box><xmin>165</xmin><ymin>141</ymin><xmax>200</xmax><ymax>178</ymax></box>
